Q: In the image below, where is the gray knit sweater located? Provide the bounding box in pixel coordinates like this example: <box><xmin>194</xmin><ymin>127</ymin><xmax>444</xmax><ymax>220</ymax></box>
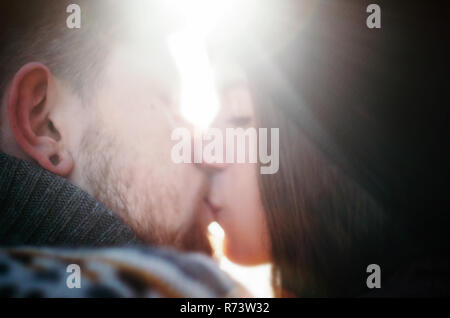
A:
<box><xmin>0</xmin><ymin>151</ymin><xmax>139</xmax><ymax>247</ymax></box>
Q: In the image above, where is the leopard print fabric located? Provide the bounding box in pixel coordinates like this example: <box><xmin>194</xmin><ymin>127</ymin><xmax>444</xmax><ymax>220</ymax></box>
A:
<box><xmin>0</xmin><ymin>247</ymin><xmax>248</xmax><ymax>298</ymax></box>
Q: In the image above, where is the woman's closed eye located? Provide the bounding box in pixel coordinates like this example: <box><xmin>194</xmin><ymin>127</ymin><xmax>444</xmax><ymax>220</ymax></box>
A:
<box><xmin>228</xmin><ymin>116</ymin><xmax>252</xmax><ymax>128</ymax></box>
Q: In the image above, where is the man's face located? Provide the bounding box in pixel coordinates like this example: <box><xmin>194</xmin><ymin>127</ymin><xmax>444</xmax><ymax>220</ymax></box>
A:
<box><xmin>69</xmin><ymin>41</ymin><xmax>211</xmax><ymax>253</ymax></box>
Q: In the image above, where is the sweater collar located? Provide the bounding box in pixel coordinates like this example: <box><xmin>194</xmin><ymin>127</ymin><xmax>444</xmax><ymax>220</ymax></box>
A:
<box><xmin>0</xmin><ymin>152</ymin><xmax>140</xmax><ymax>247</ymax></box>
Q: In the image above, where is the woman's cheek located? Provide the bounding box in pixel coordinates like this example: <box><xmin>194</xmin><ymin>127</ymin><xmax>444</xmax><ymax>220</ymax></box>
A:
<box><xmin>222</xmin><ymin>166</ymin><xmax>271</xmax><ymax>264</ymax></box>
<box><xmin>210</xmin><ymin>159</ymin><xmax>271</xmax><ymax>265</ymax></box>
<box><xmin>222</xmin><ymin>214</ymin><xmax>271</xmax><ymax>265</ymax></box>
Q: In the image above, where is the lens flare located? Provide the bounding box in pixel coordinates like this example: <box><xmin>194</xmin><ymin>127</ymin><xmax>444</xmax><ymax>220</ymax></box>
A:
<box><xmin>168</xmin><ymin>30</ymin><xmax>219</xmax><ymax>129</ymax></box>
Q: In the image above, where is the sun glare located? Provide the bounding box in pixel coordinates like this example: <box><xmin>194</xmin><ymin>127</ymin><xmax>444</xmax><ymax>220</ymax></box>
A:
<box><xmin>164</xmin><ymin>0</ymin><xmax>266</xmax><ymax>129</ymax></box>
<box><xmin>165</xmin><ymin>0</ymin><xmax>238</xmax><ymax>35</ymax></box>
<box><xmin>168</xmin><ymin>30</ymin><xmax>219</xmax><ymax>129</ymax></box>
<box><xmin>164</xmin><ymin>0</ymin><xmax>241</xmax><ymax>129</ymax></box>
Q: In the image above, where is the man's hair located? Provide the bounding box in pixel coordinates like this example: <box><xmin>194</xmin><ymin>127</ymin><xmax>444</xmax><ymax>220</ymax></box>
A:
<box><xmin>0</xmin><ymin>0</ymin><xmax>178</xmax><ymax>140</ymax></box>
<box><xmin>0</xmin><ymin>0</ymin><xmax>122</xmax><ymax>145</ymax></box>
<box><xmin>0</xmin><ymin>0</ymin><xmax>123</xmax><ymax>99</ymax></box>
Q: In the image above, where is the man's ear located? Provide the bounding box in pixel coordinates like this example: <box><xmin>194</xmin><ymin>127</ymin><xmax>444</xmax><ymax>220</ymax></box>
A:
<box><xmin>7</xmin><ymin>62</ymin><xmax>73</xmax><ymax>176</ymax></box>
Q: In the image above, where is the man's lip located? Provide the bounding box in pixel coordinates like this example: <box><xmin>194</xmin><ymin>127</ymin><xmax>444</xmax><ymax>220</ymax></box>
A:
<box><xmin>201</xmin><ymin>198</ymin><xmax>220</xmax><ymax>219</ymax></box>
<box><xmin>198</xmin><ymin>199</ymin><xmax>215</xmax><ymax>225</ymax></box>
<box><xmin>205</xmin><ymin>198</ymin><xmax>221</xmax><ymax>215</ymax></box>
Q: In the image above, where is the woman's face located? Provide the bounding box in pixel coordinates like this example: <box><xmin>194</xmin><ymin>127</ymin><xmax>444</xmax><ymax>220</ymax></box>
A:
<box><xmin>205</xmin><ymin>85</ymin><xmax>271</xmax><ymax>265</ymax></box>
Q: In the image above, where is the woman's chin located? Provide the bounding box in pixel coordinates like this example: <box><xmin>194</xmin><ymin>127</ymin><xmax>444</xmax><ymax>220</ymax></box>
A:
<box><xmin>223</xmin><ymin>239</ymin><xmax>269</xmax><ymax>266</ymax></box>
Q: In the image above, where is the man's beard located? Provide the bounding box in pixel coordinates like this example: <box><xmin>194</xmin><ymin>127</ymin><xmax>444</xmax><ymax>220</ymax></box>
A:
<box><xmin>77</xmin><ymin>125</ymin><xmax>212</xmax><ymax>256</ymax></box>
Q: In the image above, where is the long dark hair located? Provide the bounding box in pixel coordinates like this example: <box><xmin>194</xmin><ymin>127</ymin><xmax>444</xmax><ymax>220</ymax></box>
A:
<box><xmin>251</xmin><ymin>80</ymin><xmax>404</xmax><ymax>297</ymax></box>
<box><xmin>242</xmin><ymin>0</ymin><xmax>449</xmax><ymax>297</ymax></box>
